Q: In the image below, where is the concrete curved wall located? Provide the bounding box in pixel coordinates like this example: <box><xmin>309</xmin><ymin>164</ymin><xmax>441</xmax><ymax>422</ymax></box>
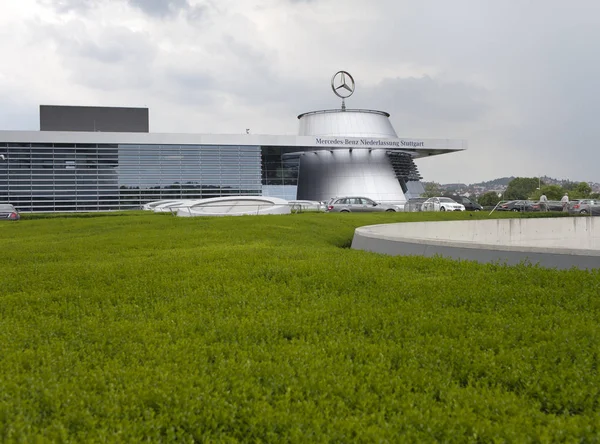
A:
<box><xmin>296</xmin><ymin>149</ymin><xmax>405</xmax><ymax>202</ymax></box>
<box><xmin>351</xmin><ymin>217</ymin><xmax>600</xmax><ymax>269</ymax></box>
<box><xmin>298</xmin><ymin>109</ymin><xmax>397</xmax><ymax>138</ymax></box>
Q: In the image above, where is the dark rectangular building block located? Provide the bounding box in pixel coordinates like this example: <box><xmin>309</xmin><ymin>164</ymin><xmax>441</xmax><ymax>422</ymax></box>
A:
<box><xmin>40</xmin><ymin>105</ymin><xmax>149</xmax><ymax>133</ymax></box>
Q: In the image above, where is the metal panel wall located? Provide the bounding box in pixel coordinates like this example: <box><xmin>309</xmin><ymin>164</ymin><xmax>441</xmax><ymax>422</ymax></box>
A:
<box><xmin>0</xmin><ymin>142</ymin><xmax>262</xmax><ymax>212</ymax></box>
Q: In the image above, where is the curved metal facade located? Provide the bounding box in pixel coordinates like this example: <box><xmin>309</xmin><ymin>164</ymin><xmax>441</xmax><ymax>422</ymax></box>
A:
<box><xmin>296</xmin><ymin>149</ymin><xmax>405</xmax><ymax>202</ymax></box>
<box><xmin>296</xmin><ymin>108</ymin><xmax>423</xmax><ymax>202</ymax></box>
<box><xmin>298</xmin><ymin>109</ymin><xmax>397</xmax><ymax>138</ymax></box>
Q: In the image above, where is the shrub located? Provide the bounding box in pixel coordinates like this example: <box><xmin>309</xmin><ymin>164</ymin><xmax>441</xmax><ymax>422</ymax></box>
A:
<box><xmin>0</xmin><ymin>212</ymin><xmax>599</xmax><ymax>441</ymax></box>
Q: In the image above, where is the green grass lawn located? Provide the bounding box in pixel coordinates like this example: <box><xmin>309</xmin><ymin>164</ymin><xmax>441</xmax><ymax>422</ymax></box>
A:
<box><xmin>1</xmin><ymin>211</ymin><xmax>599</xmax><ymax>442</ymax></box>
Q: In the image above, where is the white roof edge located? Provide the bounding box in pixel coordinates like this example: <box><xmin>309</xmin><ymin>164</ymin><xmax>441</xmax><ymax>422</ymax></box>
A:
<box><xmin>0</xmin><ymin>130</ymin><xmax>467</xmax><ymax>151</ymax></box>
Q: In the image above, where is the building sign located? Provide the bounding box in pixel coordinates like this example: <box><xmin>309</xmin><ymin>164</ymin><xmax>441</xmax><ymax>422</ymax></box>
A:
<box><xmin>314</xmin><ymin>137</ymin><xmax>425</xmax><ymax>148</ymax></box>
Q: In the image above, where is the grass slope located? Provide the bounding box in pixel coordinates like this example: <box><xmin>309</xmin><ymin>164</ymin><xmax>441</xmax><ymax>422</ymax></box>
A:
<box><xmin>1</xmin><ymin>212</ymin><xmax>599</xmax><ymax>442</ymax></box>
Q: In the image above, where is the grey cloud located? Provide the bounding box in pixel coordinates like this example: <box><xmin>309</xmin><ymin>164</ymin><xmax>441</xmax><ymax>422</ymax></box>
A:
<box><xmin>41</xmin><ymin>22</ymin><xmax>158</xmax><ymax>91</ymax></box>
<box><xmin>39</xmin><ymin>0</ymin><xmax>204</xmax><ymax>19</ymax></box>
<box><xmin>127</xmin><ymin>0</ymin><xmax>190</xmax><ymax>17</ymax></box>
<box><xmin>62</xmin><ymin>26</ymin><xmax>156</xmax><ymax>64</ymax></box>
<box><xmin>186</xmin><ymin>4</ymin><xmax>209</xmax><ymax>22</ymax></box>
<box><xmin>210</xmin><ymin>35</ymin><xmax>332</xmax><ymax>113</ymax></box>
<box><xmin>38</xmin><ymin>0</ymin><xmax>99</xmax><ymax>14</ymax></box>
<box><xmin>160</xmin><ymin>68</ymin><xmax>218</xmax><ymax>107</ymax></box>
<box><xmin>0</xmin><ymin>95</ymin><xmax>40</xmax><ymax>131</ymax></box>
<box><xmin>362</xmin><ymin>76</ymin><xmax>489</xmax><ymax>129</ymax></box>
<box><xmin>156</xmin><ymin>55</ymin><xmax>329</xmax><ymax>126</ymax></box>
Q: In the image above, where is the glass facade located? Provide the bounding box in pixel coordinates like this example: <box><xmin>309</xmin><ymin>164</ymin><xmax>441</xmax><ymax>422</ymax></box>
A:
<box><xmin>260</xmin><ymin>146</ymin><xmax>299</xmax><ymax>201</ymax></box>
<box><xmin>0</xmin><ymin>140</ymin><xmax>426</xmax><ymax>211</ymax></box>
<box><xmin>0</xmin><ymin>142</ymin><xmax>296</xmax><ymax>212</ymax></box>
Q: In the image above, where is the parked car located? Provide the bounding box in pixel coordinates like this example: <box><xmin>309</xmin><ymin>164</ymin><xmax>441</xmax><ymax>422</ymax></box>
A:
<box><xmin>0</xmin><ymin>204</ymin><xmax>20</xmax><ymax>220</ymax></box>
<box><xmin>421</xmin><ymin>197</ymin><xmax>465</xmax><ymax>212</ymax></box>
<box><xmin>568</xmin><ymin>199</ymin><xmax>600</xmax><ymax>215</ymax></box>
<box><xmin>288</xmin><ymin>200</ymin><xmax>326</xmax><ymax>212</ymax></box>
<box><xmin>496</xmin><ymin>200</ymin><xmax>539</xmax><ymax>212</ymax></box>
<box><xmin>443</xmin><ymin>194</ymin><xmax>483</xmax><ymax>211</ymax></box>
<box><xmin>546</xmin><ymin>200</ymin><xmax>564</xmax><ymax>212</ymax></box>
<box><xmin>567</xmin><ymin>200</ymin><xmax>582</xmax><ymax>214</ymax></box>
<box><xmin>326</xmin><ymin>197</ymin><xmax>398</xmax><ymax>212</ymax></box>
<box><xmin>404</xmin><ymin>198</ymin><xmax>428</xmax><ymax>212</ymax></box>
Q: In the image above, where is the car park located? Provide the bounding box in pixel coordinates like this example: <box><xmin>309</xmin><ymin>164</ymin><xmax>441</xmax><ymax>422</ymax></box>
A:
<box><xmin>443</xmin><ymin>194</ymin><xmax>483</xmax><ymax>211</ymax></box>
<box><xmin>403</xmin><ymin>198</ymin><xmax>428</xmax><ymax>212</ymax></box>
<box><xmin>326</xmin><ymin>197</ymin><xmax>398</xmax><ymax>212</ymax></box>
<box><xmin>568</xmin><ymin>199</ymin><xmax>600</xmax><ymax>215</ymax></box>
<box><xmin>496</xmin><ymin>200</ymin><xmax>539</xmax><ymax>212</ymax></box>
<box><xmin>421</xmin><ymin>197</ymin><xmax>465</xmax><ymax>212</ymax></box>
<box><xmin>288</xmin><ymin>200</ymin><xmax>326</xmax><ymax>212</ymax></box>
<box><xmin>546</xmin><ymin>200</ymin><xmax>564</xmax><ymax>212</ymax></box>
<box><xmin>0</xmin><ymin>204</ymin><xmax>20</xmax><ymax>220</ymax></box>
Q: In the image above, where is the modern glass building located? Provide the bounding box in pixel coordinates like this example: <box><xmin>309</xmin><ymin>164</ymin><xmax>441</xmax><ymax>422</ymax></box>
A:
<box><xmin>0</xmin><ymin>106</ymin><xmax>466</xmax><ymax>212</ymax></box>
<box><xmin>0</xmin><ymin>139</ymin><xmax>299</xmax><ymax>212</ymax></box>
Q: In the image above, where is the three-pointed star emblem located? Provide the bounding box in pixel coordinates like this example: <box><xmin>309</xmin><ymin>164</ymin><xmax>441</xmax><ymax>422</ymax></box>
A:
<box><xmin>331</xmin><ymin>71</ymin><xmax>355</xmax><ymax>99</ymax></box>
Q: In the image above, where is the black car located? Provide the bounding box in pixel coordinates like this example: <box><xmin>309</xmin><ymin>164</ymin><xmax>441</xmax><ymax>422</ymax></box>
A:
<box><xmin>497</xmin><ymin>200</ymin><xmax>539</xmax><ymax>212</ymax></box>
<box><xmin>443</xmin><ymin>195</ymin><xmax>483</xmax><ymax>211</ymax></box>
<box><xmin>546</xmin><ymin>200</ymin><xmax>564</xmax><ymax>212</ymax></box>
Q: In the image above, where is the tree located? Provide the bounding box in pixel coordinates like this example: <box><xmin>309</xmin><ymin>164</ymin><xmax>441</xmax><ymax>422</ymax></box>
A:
<box><xmin>555</xmin><ymin>181</ymin><xmax>592</xmax><ymax>200</ymax></box>
<box><xmin>478</xmin><ymin>192</ymin><xmax>501</xmax><ymax>207</ymax></box>
<box><xmin>562</xmin><ymin>181</ymin><xmax>578</xmax><ymax>192</ymax></box>
<box><xmin>504</xmin><ymin>177</ymin><xmax>541</xmax><ymax>200</ymax></box>
<box><xmin>421</xmin><ymin>182</ymin><xmax>442</xmax><ymax>198</ymax></box>
<box><xmin>530</xmin><ymin>185</ymin><xmax>564</xmax><ymax>201</ymax></box>
<box><xmin>573</xmin><ymin>182</ymin><xmax>592</xmax><ymax>199</ymax></box>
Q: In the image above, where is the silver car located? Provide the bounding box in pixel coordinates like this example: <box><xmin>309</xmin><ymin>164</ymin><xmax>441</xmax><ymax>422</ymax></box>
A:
<box><xmin>326</xmin><ymin>197</ymin><xmax>398</xmax><ymax>213</ymax></box>
<box><xmin>0</xmin><ymin>204</ymin><xmax>20</xmax><ymax>220</ymax></box>
<box><xmin>568</xmin><ymin>199</ymin><xmax>600</xmax><ymax>215</ymax></box>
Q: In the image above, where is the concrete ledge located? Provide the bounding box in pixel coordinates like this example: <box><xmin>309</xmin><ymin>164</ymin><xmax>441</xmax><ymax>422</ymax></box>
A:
<box><xmin>351</xmin><ymin>217</ymin><xmax>600</xmax><ymax>269</ymax></box>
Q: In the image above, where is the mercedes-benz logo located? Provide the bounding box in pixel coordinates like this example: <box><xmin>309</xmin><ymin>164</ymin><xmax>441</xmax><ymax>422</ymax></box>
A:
<box><xmin>331</xmin><ymin>71</ymin><xmax>355</xmax><ymax>99</ymax></box>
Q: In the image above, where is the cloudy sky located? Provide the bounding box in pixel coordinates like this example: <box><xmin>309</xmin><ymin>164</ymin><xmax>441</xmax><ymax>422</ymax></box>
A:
<box><xmin>1</xmin><ymin>0</ymin><xmax>599</xmax><ymax>184</ymax></box>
